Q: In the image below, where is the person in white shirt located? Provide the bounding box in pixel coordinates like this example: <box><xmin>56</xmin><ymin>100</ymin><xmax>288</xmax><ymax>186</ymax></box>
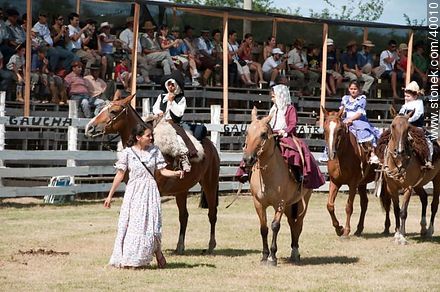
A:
<box><xmin>398</xmin><ymin>81</ymin><xmax>433</xmax><ymax>168</ymax></box>
<box><xmin>379</xmin><ymin>40</ymin><xmax>405</xmax><ymax>99</ymax></box>
<box><xmin>66</xmin><ymin>12</ymin><xmax>99</xmax><ymax>76</ymax></box>
<box><xmin>262</xmin><ymin>48</ymin><xmax>286</xmax><ymax>87</ymax></box>
<box><xmin>288</xmin><ymin>38</ymin><xmax>319</xmax><ymax>95</ymax></box>
<box><xmin>119</xmin><ymin>17</ymin><xmax>151</xmax><ymax>84</ymax></box>
<box><xmin>152</xmin><ymin>71</ymin><xmax>197</xmax><ymax>172</ymax></box>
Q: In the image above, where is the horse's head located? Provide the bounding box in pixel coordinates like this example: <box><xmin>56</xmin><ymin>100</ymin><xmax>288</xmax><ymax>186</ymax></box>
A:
<box><xmin>242</xmin><ymin>107</ymin><xmax>274</xmax><ymax>167</ymax></box>
<box><xmin>389</xmin><ymin>108</ymin><xmax>414</xmax><ymax>162</ymax></box>
<box><xmin>322</xmin><ymin>106</ymin><xmax>346</xmax><ymax>160</ymax></box>
<box><xmin>85</xmin><ymin>94</ymin><xmax>136</xmax><ymax>138</ymax></box>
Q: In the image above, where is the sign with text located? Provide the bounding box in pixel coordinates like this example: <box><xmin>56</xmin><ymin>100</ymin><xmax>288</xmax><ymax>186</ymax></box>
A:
<box><xmin>7</xmin><ymin>116</ymin><xmax>73</xmax><ymax>127</ymax></box>
<box><xmin>223</xmin><ymin>124</ymin><xmax>323</xmax><ymax>134</ymax></box>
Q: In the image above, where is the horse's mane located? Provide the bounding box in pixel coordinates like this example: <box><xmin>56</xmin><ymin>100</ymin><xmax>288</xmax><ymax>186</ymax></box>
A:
<box><xmin>376</xmin><ymin>126</ymin><xmax>430</xmax><ymax>163</ymax></box>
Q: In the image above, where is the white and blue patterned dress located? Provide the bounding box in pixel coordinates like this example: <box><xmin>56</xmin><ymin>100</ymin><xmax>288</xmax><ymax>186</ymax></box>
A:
<box><xmin>109</xmin><ymin>145</ymin><xmax>167</xmax><ymax>268</ymax></box>
<box><xmin>341</xmin><ymin>94</ymin><xmax>380</xmax><ymax>145</ymax></box>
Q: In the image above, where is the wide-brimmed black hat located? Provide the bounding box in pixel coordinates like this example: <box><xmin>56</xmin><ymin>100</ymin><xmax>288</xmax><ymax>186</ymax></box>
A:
<box><xmin>160</xmin><ymin>71</ymin><xmax>185</xmax><ymax>93</ymax></box>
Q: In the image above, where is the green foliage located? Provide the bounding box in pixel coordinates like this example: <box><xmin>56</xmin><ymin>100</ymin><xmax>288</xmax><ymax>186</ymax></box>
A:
<box><xmin>403</xmin><ymin>13</ymin><xmax>426</xmax><ymax>26</ymax></box>
<box><xmin>310</xmin><ymin>0</ymin><xmax>384</xmax><ymax>21</ymax></box>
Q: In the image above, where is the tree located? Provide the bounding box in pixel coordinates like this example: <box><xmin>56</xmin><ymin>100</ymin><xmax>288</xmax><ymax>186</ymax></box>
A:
<box><xmin>309</xmin><ymin>0</ymin><xmax>384</xmax><ymax>21</ymax></box>
<box><xmin>403</xmin><ymin>13</ymin><xmax>426</xmax><ymax>26</ymax></box>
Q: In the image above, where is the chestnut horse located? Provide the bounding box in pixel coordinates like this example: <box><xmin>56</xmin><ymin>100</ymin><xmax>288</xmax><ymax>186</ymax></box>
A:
<box><xmin>85</xmin><ymin>94</ymin><xmax>220</xmax><ymax>254</ymax></box>
<box><xmin>382</xmin><ymin>108</ymin><xmax>440</xmax><ymax>244</ymax></box>
<box><xmin>322</xmin><ymin>107</ymin><xmax>378</xmax><ymax>237</ymax></box>
<box><xmin>242</xmin><ymin>107</ymin><xmax>312</xmax><ymax>266</ymax></box>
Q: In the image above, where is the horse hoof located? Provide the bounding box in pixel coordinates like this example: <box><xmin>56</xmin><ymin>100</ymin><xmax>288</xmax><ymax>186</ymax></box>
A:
<box><xmin>354</xmin><ymin>230</ymin><xmax>363</xmax><ymax>237</ymax></box>
<box><xmin>382</xmin><ymin>229</ymin><xmax>390</xmax><ymax>236</ymax></box>
<box><xmin>266</xmin><ymin>259</ymin><xmax>277</xmax><ymax>267</ymax></box>
<box><xmin>335</xmin><ymin>226</ymin><xmax>344</xmax><ymax>236</ymax></box>
<box><xmin>175</xmin><ymin>245</ymin><xmax>185</xmax><ymax>255</ymax></box>
<box><xmin>290</xmin><ymin>248</ymin><xmax>300</xmax><ymax>264</ymax></box>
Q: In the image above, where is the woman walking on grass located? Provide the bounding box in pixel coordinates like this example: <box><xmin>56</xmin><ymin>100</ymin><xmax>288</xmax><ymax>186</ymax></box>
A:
<box><xmin>104</xmin><ymin>124</ymin><xmax>184</xmax><ymax>269</ymax></box>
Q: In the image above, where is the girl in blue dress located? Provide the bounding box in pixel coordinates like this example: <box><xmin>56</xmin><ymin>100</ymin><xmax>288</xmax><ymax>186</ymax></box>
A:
<box><xmin>321</xmin><ymin>80</ymin><xmax>380</xmax><ymax>163</ymax></box>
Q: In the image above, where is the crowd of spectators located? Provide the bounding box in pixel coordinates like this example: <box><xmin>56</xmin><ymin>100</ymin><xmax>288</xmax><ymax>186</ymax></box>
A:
<box><xmin>0</xmin><ymin>7</ymin><xmax>431</xmax><ymax>117</ymax></box>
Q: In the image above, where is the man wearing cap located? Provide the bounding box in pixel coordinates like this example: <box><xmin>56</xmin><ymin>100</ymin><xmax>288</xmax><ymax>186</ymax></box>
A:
<box><xmin>140</xmin><ymin>21</ymin><xmax>176</xmax><ymax>76</ymax></box>
<box><xmin>5</xmin><ymin>9</ymin><xmax>25</xmax><ymax>46</ymax></box>
<box><xmin>64</xmin><ymin>61</ymin><xmax>95</xmax><ymax>118</ymax></box>
<box><xmin>357</xmin><ymin>40</ymin><xmax>380</xmax><ymax>77</ymax></box>
<box><xmin>288</xmin><ymin>38</ymin><xmax>319</xmax><ymax>95</ymax></box>
<box><xmin>262</xmin><ymin>47</ymin><xmax>286</xmax><ymax>87</ymax></box>
<box><xmin>325</xmin><ymin>38</ymin><xmax>343</xmax><ymax>96</ymax></box>
<box><xmin>341</xmin><ymin>40</ymin><xmax>374</xmax><ymax>95</ymax></box>
<box><xmin>84</xmin><ymin>63</ymin><xmax>110</xmax><ymax>114</ymax></box>
<box><xmin>379</xmin><ymin>40</ymin><xmax>403</xmax><ymax>99</ymax></box>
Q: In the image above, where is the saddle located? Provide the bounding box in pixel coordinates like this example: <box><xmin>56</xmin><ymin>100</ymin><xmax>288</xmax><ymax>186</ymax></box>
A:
<box><xmin>376</xmin><ymin>127</ymin><xmax>437</xmax><ymax>164</ymax></box>
<box><xmin>153</xmin><ymin>120</ymin><xmax>205</xmax><ymax>163</ymax></box>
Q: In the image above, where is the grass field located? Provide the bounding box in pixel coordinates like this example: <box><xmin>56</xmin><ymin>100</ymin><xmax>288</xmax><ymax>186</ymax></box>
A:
<box><xmin>0</xmin><ymin>192</ymin><xmax>439</xmax><ymax>291</ymax></box>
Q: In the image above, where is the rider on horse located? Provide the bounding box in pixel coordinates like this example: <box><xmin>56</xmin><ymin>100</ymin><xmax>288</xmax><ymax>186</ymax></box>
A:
<box><xmin>152</xmin><ymin>71</ymin><xmax>197</xmax><ymax>172</ymax></box>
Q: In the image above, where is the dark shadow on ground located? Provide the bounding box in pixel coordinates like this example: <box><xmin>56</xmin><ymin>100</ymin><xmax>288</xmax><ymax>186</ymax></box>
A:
<box><xmin>164</xmin><ymin>248</ymin><xmax>260</xmax><ymax>257</ymax></box>
<box><xmin>162</xmin><ymin>262</ymin><xmax>216</xmax><ymax>269</ymax></box>
<box><xmin>279</xmin><ymin>256</ymin><xmax>359</xmax><ymax>266</ymax></box>
<box><xmin>361</xmin><ymin>232</ymin><xmax>394</xmax><ymax>239</ymax></box>
<box><xmin>411</xmin><ymin>235</ymin><xmax>440</xmax><ymax>244</ymax></box>
<box><xmin>0</xmin><ymin>199</ymin><xmax>105</xmax><ymax>209</ymax></box>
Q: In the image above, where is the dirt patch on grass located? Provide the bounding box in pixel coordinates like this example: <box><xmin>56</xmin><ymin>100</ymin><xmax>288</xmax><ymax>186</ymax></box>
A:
<box><xmin>18</xmin><ymin>249</ymin><xmax>69</xmax><ymax>256</ymax></box>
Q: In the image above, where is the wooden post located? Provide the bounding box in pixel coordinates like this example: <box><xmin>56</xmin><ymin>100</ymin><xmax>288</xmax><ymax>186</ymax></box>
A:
<box><xmin>319</xmin><ymin>23</ymin><xmax>329</xmax><ymax>128</ymax></box>
<box><xmin>142</xmin><ymin>98</ymin><xmax>151</xmax><ymax>118</ymax></box>
<box><xmin>406</xmin><ymin>30</ymin><xmax>414</xmax><ymax>86</ymax></box>
<box><xmin>24</xmin><ymin>0</ymin><xmax>32</xmax><ymax>117</ymax></box>
<box><xmin>0</xmin><ymin>92</ymin><xmax>5</xmax><ymax>172</ymax></box>
<box><xmin>363</xmin><ymin>27</ymin><xmax>368</xmax><ymax>42</ymax></box>
<box><xmin>222</xmin><ymin>12</ymin><xmax>229</xmax><ymax>124</ymax></box>
<box><xmin>76</xmin><ymin>0</ymin><xmax>81</xmax><ymax>14</ymax></box>
<box><xmin>130</xmin><ymin>3</ymin><xmax>141</xmax><ymax>108</ymax></box>
<box><xmin>210</xmin><ymin>105</ymin><xmax>221</xmax><ymax>149</ymax></box>
<box><xmin>67</xmin><ymin>100</ymin><xmax>78</xmax><ymax>185</ymax></box>
<box><xmin>172</xmin><ymin>7</ymin><xmax>177</xmax><ymax>26</ymax></box>
<box><xmin>272</xmin><ymin>19</ymin><xmax>277</xmax><ymax>38</ymax></box>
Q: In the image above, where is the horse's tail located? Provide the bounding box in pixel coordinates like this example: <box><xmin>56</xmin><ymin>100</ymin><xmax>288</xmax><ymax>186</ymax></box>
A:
<box><xmin>199</xmin><ymin>186</ymin><xmax>219</xmax><ymax>209</ymax></box>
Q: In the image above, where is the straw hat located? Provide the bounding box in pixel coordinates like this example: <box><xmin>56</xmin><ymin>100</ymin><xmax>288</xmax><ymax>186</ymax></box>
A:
<box><xmin>399</xmin><ymin>43</ymin><xmax>408</xmax><ymax>51</ymax></box>
<box><xmin>327</xmin><ymin>38</ymin><xmax>334</xmax><ymax>46</ymax></box>
<box><xmin>403</xmin><ymin>81</ymin><xmax>421</xmax><ymax>94</ymax></box>
<box><xmin>362</xmin><ymin>40</ymin><xmax>375</xmax><ymax>47</ymax></box>
<box><xmin>99</xmin><ymin>22</ymin><xmax>112</xmax><ymax>30</ymax></box>
<box><xmin>143</xmin><ymin>21</ymin><xmax>156</xmax><ymax>30</ymax></box>
<box><xmin>272</xmin><ymin>48</ymin><xmax>284</xmax><ymax>55</ymax></box>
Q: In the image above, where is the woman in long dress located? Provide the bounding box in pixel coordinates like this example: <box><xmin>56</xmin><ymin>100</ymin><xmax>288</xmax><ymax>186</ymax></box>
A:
<box><xmin>104</xmin><ymin>124</ymin><xmax>184</xmax><ymax>269</ymax></box>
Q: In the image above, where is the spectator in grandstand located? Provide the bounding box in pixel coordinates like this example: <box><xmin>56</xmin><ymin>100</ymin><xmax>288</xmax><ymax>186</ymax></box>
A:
<box><xmin>64</xmin><ymin>60</ymin><xmax>97</xmax><ymax>118</ymax></box>
<box><xmin>183</xmin><ymin>25</ymin><xmax>202</xmax><ymax>71</ymax></box>
<box><xmin>228</xmin><ymin>30</ymin><xmax>255</xmax><ymax>86</ymax></box>
<box><xmin>239</xmin><ymin>33</ymin><xmax>266</xmax><ymax>86</ymax></box>
<box><xmin>341</xmin><ymin>40</ymin><xmax>374</xmax><ymax>96</ymax></box>
<box><xmin>114</xmin><ymin>55</ymin><xmax>132</xmax><ymax>89</ymax></box>
<box><xmin>119</xmin><ymin>16</ymin><xmax>151</xmax><ymax>84</ymax></box>
<box><xmin>397</xmin><ymin>43</ymin><xmax>413</xmax><ymax>78</ymax></box>
<box><xmin>31</xmin><ymin>46</ymin><xmax>68</xmax><ymax>104</ymax></box>
<box><xmin>98</xmin><ymin>21</ymin><xmax>120</xmax><ymax>80</ymax></box>
<box><xmin>263</xmin><ymin>36</ymin><xmax>276</xmax><ymax>61</ymax></box>
<box><xmin>288</xmin><ymin>38</ymin><xmax>319</xmax><ymax>96</ymax></box>
<box><xmin>84</xmin><ymin>63</ymin><xmax>112</xmax><ymax>114</ymax></box>
<box><xmin>412</xmin><ymin>41</ymin><xmax>428</xmax><ymax>89</ymax></box>
<box><xmin>306</xmin><ymin>43</ymin><xmax>325</xmax><ymax>95</ymax></box>
<box><xmin>378</xmin><ymin>39</ymin><xmax>404</xmax><ymax>99</ymax></box>
<box><xmin>140</xmin><ymin>21</ymin><xmax>176</xmax><ymax>76</ymax></box>
<box><xmin>66</xmin><ymin>12</ymin><xmax>100</xmax><ymax>76</ymax></box>
<box><xmin>50</xmin><ymin>14</ymin><xmax>78</xmax><ymax>75</ymax></box>
<box><xmin>196</xmin><ymin>29</ymin><xmax>221</xmax><ymax>86</ymax></box>
<box><xmin>324</xmin><ymin>38</ymin><xmax>343</xmax><ymax>96</ymax></box>
<box><xmin>0</xmin><ymin>50</ymin><xmax>14</xmax><ymax>101</ymax></box>
<box><xmin>0</xmin><ymin>8</ymin><xmax>15</xmax><ymax>64</ymax></box>
<box><xmin>168</xmin><ymin>26</ymin><xmax>200</xmax><ymax>86</ymax></box>
<box><xmin>82</xmin><ymin>19</ymin><xmax>106</xmax><ymax>78</ymax></box>
<box><xmin>7</xmin><ymin>42</ymin><xmax>25</xmax><ymax>102</ymax></box>
<box><xmin>357</xmin><ymin>40</ymin><xmax>384</xmax><ymax>78</ymax></box>
<box><xmin>262</xmin><ymin>47</ymin><xmax>286</xmax><ymax>87</ymax></box>
<box><xmin>5</xmin><ymin>9</ymin><xmax>25</xmax><ymax>49</ymax></box>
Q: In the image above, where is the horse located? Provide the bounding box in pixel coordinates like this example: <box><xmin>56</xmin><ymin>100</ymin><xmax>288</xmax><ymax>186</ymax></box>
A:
<box><xmin>242</xmin><ymin>107</ymin><xmax>313</xmax><ymax>266</ymax></box>
<box><xmin>84</xmin><ymin>94</ymin><xmax>220</xmax><ymax>254</ymax></box>
<box><xmin>321</xmin><ymin>106</ymin><xmax>379</xmax><ymax>237</ymax></box>
<box><xmin>381</xmin><ymin>108</ymin><xmax>440</xmax><ymax>244</ymax></box>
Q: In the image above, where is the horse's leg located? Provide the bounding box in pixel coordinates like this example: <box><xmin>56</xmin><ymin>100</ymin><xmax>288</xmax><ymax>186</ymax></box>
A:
<box><xmin>342</xmin><ymin>185</ymin><xmax>357</xmax><ymax>237</ymax></box>
<box><xmin>267</xmin><ymin>205</ymin><xmax>284</xmax><ymax>266</ymax></box>
<box><xmin>427</xmin><ymin>175</ymin><xmax>440</xmax><ymax>237</ymax></box>
<box><xmin>175</xmin><ymin>193</ymin><xmax>189</xmax><ymax>255</ymax></box>
<box><xmin>199</xmin><ymin>180</ymin><xmax>218</xmax><ymax>254</ymax></box>
<box><xmin>354</xmin><ymin>184</ymin><xmax>368</xmax><ymax>236</ymax></box>
<box><xmin>286</xmin><ymin>190</ymin><xmax>312</xmax><ymax>264</ymax></box>
<box><xmin>327</xmin><ymin>181</ymin><xmax>344</xmax><ymax>236</ymax></box>
<box><xmin>381</xmin><ymin>187</ymin><xmax>392</xmax><ymax>235</ymax></box>
<box><xmin>397</xmin><ymin>188</ymin><xmax>412</xmax><ymax>245</ymax></box>
<box><xmin>391</xmin><ymin>192</ymin><xmax>401</xmax><ymax>234</ymax></box>
<box><xmin>415</xmin><ymin>186</ymin><xmax>428</xmax><ymax>236</ymax></box>
<box><xmin>253</xmin><ymin>196</ymin><xmax>269</xmax><ymax>263</ymax></box>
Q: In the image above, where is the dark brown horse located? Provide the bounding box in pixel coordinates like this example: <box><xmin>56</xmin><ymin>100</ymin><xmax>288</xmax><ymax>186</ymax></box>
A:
<box><xmin>242</xmin><ymin>107</ymin><xmax>312</xmax><ymax>266</ymax></box>
<box><xmin>382</xmin><ymin>108</ymin><xmax>440</xmax><ymax>244</ymax></box>
<box><xmin>85</xmin><ymin>94</ymin><xmax>220</xmax><ymax>254</ymax></box>
<box><xmin>322</xmin><ymin>106</ymin><xmax>378</xmax><ymax>237</ymax></box>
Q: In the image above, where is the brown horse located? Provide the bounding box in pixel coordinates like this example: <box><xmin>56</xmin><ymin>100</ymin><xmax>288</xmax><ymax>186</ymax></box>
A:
<box><xmin>382</xmin><ymin>108</ymin><xmax>440</xmax><ymax>244</ymax></box>
<box><xmin>322</xmin><ymin>106</ymin><xmax>378</xmax><ymax>237</ymax></box>
<box><xmin>84</xmin><ymin>94</ymin><xmax>220</xmax><ymax>254</ymax></box>
<box><xmin>242</xmin><ymin>107</ymin><xmax>312</xmax><ymax>266</ymax></box>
